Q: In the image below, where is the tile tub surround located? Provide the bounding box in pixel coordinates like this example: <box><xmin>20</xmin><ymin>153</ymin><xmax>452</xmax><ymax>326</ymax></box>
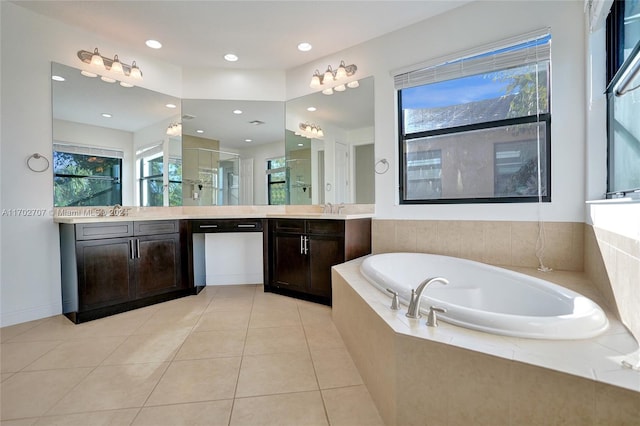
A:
<box><xmin>332</xmin><ymin>259</ymin><xmax>640</xmax><ymax>426</ymax></box>
<box><xmin>372</xmin><ymin>219</ymin><xmax>585</xmax><ymax>272</ymax></box>
<box><xmin>0</xmin><ymin>285</ymin><xmax>384</xmax><ymax>425</ymax></box>
<box><xmin>585</xmin><ymin>224</ymin><xmax>640</xmax><ymax>346</ymax></box>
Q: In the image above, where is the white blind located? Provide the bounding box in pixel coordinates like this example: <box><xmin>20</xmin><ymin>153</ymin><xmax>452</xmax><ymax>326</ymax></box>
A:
<box><xmin>53</xmin><ymin>143</ymin><xmax>124</xmax><ymax>159</ymax></box>
<box><xmin>394</xmin><ymin>28</ymin><xmax>551</xmax><ymax>90</ymax></box>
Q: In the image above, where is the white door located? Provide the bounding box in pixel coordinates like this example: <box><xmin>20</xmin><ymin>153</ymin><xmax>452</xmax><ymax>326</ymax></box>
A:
<box><xmin>335</xmin><ymin>142</ymin><xmax>350</xmax><ymax>203</ymax></box>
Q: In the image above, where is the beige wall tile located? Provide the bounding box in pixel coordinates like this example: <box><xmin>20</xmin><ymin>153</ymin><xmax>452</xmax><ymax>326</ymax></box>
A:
<box><xmin>594</xmin><ymin>383</ymin><xmax>640</xmax><ymax>425</ymax></box>
<box><xmin>482</xmin><ymin>221</ymin><xmax>512</xmax><ymax>266</ymax></box>
<box><xmin>322</xmin><ymin>385</ymin><xmax>384</xmax><ymax>426</ymax></box>
<box><xmin>459</xmin><ymin>221</ymin><xmax>485</xmax><ymax>262</ymax></box>
<box><xmin>510</xmin><ymin>362</ymin><xmax>595</xmax><ymax>425</ymax></box>
<box><xmin>395</xmin><ymin>220</ymin><xmax>419</xmax><ymax>252</ymax></box>
<box><xmin>436</xmin><ymin>220</ymin><xmax>464</xmax><ymax>257</ymax></box>
<box><xmin>511</xmin><ymin>221</ymin><xmax>540</xmax><ymax>268</ymax></box>
<box><xmin>415</xmin><ymin>220</ymin><xmax>439</xmax><ymax>254</ymax></box>
<box><xmin>372</xmin><ymin>220</ymin><xmax>396</xmax><ymax>254</ymax></box>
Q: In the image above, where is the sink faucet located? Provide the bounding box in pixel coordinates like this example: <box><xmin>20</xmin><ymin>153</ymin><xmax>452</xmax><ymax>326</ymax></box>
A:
<box><xmin>323</xmin><ymin>202</ymin><xmax>333</xmax><ymax>214</ymax></box>
<box><xmin>405</xmin><ymin>277</ymin><xmax>448</xmax><ymax>319</ymax></box>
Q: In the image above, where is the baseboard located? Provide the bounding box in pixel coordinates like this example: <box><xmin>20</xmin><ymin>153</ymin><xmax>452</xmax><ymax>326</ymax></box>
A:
<box><xmin>1</xmin><ymin>302</ymin><xmax>62</xmax><ymax>327</ymax></box>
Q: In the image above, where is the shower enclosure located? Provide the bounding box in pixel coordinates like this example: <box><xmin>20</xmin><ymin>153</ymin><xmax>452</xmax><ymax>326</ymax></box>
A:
<box><xmin>182</xmin><ymin>148</ymin><xmax>240</xmax><ymax>206</ymax></box>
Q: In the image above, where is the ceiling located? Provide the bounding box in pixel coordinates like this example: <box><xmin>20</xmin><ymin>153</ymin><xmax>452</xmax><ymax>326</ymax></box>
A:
<box><xmin>38</xmin><ymin>1</ymin><xmax>469</xmax><ymax>149</ymax></box>
<box><xmin>14</xmin><ymin>0</ymin><xmax>468</xmax><ymax>71</ymax></box>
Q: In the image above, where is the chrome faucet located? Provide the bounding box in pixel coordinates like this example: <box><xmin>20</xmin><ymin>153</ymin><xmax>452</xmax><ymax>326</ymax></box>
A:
<box><xmin>323</xmin><ymin>202</ymin><xmax>333</xmax><ymax>214</ymax></box>
<box><xmin>405</xmin><ymin>277</ymin><xmax>449</xmax><ymax>319</ymax></box>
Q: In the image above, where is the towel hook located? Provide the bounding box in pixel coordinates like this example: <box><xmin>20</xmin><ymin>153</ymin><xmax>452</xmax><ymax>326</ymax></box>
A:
<box><xmin>26</xmin><ymin>153</ymin><xmax>50</xmax><ymax>173</ymax></box>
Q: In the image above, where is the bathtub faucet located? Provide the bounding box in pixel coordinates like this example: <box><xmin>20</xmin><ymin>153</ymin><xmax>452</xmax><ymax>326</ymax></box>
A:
<box><xmin>406</xmin><ymin>277</ymin><xmax>449</xmax><ymax>319</ymax></box>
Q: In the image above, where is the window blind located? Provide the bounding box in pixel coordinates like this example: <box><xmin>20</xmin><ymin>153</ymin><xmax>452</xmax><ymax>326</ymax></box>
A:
<box><xmin>394</xmin><ymin>28</ymin><xmax>551</xmax><ymax>90</ymax></box>
<box><xmin>135</xmin><ymin>142</ymin><xmax>164</xmax><ymax>158</ymax></box>
<box><xmin>53</xmin><ymin>143</ymin><xmax>124</xmax><ymax>159</ymax></box>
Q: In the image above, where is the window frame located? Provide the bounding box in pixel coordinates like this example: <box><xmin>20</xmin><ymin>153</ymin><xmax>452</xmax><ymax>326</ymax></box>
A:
<box><xmin>397</xmin><ymin>80</ymin><xmax>552</xmax><ymax>205</ymax></box>
<box><xmin>605</xmin><ymin>0</ymin><xmax>640</xmax><ymax>197</ymax></box>
<box><xmin>266</xmin><ymin>157</ymin><xmax>287</xmax><ymax>205</ymax></box>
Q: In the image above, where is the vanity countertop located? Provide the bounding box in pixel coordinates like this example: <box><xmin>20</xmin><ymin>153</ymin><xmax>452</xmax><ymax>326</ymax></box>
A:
<box><xmin>53</xmin><ymin>205</ymin><xmax>375</xmax><ymax>224</ymax></box>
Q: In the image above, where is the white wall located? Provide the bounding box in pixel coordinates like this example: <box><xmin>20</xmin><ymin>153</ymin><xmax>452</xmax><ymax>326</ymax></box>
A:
<box><xmin>0</xmin><ymin>2</ymin><xmax>182</xmax><ymax>326</ymax></box>
<box><xmin>286</xmin><ymin>0</ymin><xmax>587</xmax><ymax>222</ymax></box>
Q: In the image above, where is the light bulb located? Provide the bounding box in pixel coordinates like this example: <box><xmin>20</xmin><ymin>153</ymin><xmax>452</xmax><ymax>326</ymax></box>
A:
<box><xmin>110</xmin><ymin>55</ymin><xmax>124</xmax><ymax>74</ymax></box>
<box><xmin>90</xmin><ymin>48</ymin><xmax>104</xmax><ymax>67</ymax></box>
<box><xmin>335</xmin><ymin>61</ymin><xmax>347</xmax><ymax>80</ymax></box>
<box><xmin>322</xmin><ymin>88</ymin><xmax>333</xmax><ymax>95</ymax></box>
<box><xmin>323</xmin><ymin>67</ymin><xmax>334</xmax><ymax>85</ymax></box>
<box><xmin>129</xmin><ymin>61</ymin><xmax>142</xmax><ymax>79</ymax></box>
<box><xmin>347</xmin><ymin>80</ymin><xmax>360</xmax><ymax>89</ymax></box>
<box><xmin>334</xmin><ymin>84</ymin><xmax>346</xmax><ymax>92</ymax></box>
<box><xmin>310</xmin><ymin>72</ymin><xmax>321</xmax><ymax>88</ymax></box>
<box><xmin>318</xmin><ymin>129</ymin><xmax>324</xmax><ymax>137</ymax></box>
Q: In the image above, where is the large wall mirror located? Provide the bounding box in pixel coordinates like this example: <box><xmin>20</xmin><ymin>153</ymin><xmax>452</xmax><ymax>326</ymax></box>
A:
<box><xmin>51</xmin><ymin>62</ymin><xmax>181</xmax><ymax>207</ymax></box>
<box><xmin>285</xmin><ymin>76</ymin><xmax>375</xmax><ymax>205</ymax></box>
<box><xmin>52</xmin><ymin>62</ymin><xmax>374</xmax><ymax>207</ymax></box>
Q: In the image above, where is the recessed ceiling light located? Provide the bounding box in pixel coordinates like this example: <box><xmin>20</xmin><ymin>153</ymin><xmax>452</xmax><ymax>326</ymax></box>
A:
<box><xmin>165</xmin><ymin>103</ymin><xmax>177</xmax><ymax>109</ymax></box>
<box><xmin>101</xmin><ymin>113</ymin><xmax>112</xmax><ymax>118</ymax></box>
<box><xmin>298</xmin><ymin>143</ymin><xmax>304</xmax><ymax>147</ymax></box>
<box><xmin>196</xmin><ymin>130</ymin><xmax>204</xmax><ymax>134</ymax></box>
<box><xmin>100</xmin><ymin>76</ymin><xmax>116</xmax><ymax>83</ymax></box>
<box><xmin>224</xmin><ymin>53</ymin><xmax>239</xmax><ymax>62</ymax></box>
<box><xmin>80</xmin><ymin>70</ymin><xmax>98</xmax><ymax>78</ymax></box>
<box><xmin>146</xmin><ymin>39</ymin><xmax>162</xmax><ymax>49</ymax></box>
<box><xmin>245</xmin><ymin>139</ymin><xmax>253</xmax><ymax>143</ymax></box>
<box><xmin>233</xmin><ymin>109</ymin><xmax>243</xmax><ymax>115</ymax></box>
<box><xmin>51</xmin><ymin>75</ymin><xmax>65</xmax><ymax>82</ymax></box>
<box><xmin>307</xmin><ymin>106</ymin><xmax>317</xmax><ymax>112</ymax></box>
<box><xmin>297</xmin><ymin>42</ymin><xmax>312</xmax><ymax>52</ymax></box>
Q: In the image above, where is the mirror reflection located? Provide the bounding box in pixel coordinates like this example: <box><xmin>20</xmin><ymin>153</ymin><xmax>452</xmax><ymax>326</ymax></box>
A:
<box><xmin>52</xmin><ymin>63</ymin><xmax>374</xmax><ymax>207</ymax></box>
<box><xmin>51</xmin><ymin>62</ymin><xmax>181</xmax><ymax>207</ymax></box>
<box><xmin>180</xmin><ymin>99</ymin><xmax>285</xmax><ymax>206</ymax></box>
<box><xmin>285</xmin><ymin>76</ymin><xmax>375</xmax><ymax>205</ymax></box>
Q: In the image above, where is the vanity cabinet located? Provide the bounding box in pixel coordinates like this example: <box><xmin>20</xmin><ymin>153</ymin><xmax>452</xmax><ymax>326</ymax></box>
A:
<box><xmin>266</xmin><ymin>218</ymin><xmax>371</xmax><ymax>304</ymax></box>
<box><xmin>60</xmin><ymin>220</ymin><xmax>190</xmax><ymax>323</ymax></box>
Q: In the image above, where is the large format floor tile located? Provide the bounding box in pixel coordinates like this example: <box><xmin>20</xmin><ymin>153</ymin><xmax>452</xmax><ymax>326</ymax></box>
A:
<box><xmin>0</xmin><ymin>285</ymin><xmax>382</xmax><ymax>425</ymax></box>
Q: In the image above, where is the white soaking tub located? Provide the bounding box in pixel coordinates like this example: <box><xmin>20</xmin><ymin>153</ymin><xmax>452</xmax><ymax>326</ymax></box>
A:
<box><xmin>360</xmin><ymin>253</ymin><xmax>609</xmax><ymax>339</ymax></box>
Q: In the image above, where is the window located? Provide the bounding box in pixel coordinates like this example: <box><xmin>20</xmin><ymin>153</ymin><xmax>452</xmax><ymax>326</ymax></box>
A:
<box><xmin>53</xmin><ymin>144</ymin><xmax>123</xmax><ymax>207</ymax></box>
<box><xmin>606</xmin><ymin>0</ymin><xmax>640</xmax><ymax>197</ymax></box>
<box><xmin>396</xmin><ymin>30</ymin><xmax>551</xmax><ymax>203</ymax></box>
<box><xmin>266</xmin><ymin>157</ymin><xmax>287</xmax><ymax>205</ymax></box>
<box><xmin>137</xmin><ymin>143</ymin><xmax>182</xmax><ymax>207</ymax></box>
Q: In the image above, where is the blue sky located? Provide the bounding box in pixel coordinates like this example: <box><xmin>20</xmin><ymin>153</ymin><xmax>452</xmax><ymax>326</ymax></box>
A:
<box><xmin>401</xmin><ymin>73</ymin><xmax>510</xmax><ymax>110</ymax></box>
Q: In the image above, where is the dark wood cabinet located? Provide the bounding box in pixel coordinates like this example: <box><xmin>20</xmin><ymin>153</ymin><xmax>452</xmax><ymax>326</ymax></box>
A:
<box><xmin>266</xmin><ymin>218</ymin><xmax>371</xmax><ymax>304</ymax></box>
<box><xmin>60</xmin><ymin>220</ymin><xmax>190</xmax><ymax>323</ymax></box>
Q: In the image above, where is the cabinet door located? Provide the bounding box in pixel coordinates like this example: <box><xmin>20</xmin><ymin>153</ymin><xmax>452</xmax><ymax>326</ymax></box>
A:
<box><xmin>272</xmin><ymin>233</ymin><xmax>307</xmax><ymax>291</ymax></box>
<box><xmin>76</xmin><ymin>238</ymin><xmax>134</xmax><ymax>310</ymax></box>
<box><xmin>135</xmin><ymin>233</ymin><xmax>183</xmax><ymax>298</ymax></box>
<box><xmin>308</xmin><ymin>235</ymin><xmax>344</xmax><ymax>299</ymax></box>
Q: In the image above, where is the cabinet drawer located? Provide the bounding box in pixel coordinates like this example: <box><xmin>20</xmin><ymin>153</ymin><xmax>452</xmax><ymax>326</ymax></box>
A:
<box><xmin>191</xmin><ymin>219</ymin><xmax>263</xmax><ymax>233</ymax></box>
<box><xmin>307</xmin><ymin>220</ymin><xmax>344</xmax><ymax>235</ymax></box>
<box><xmin>75</xmin><ymin>222</ymin><xmax>133</xmax><ymax>240</ymax></box>
<box><xmin>272</xmin><ymin>219</ymin><xmax>305</xmax><ymax>233</ymax></box>
<box><xmin>134</xmin><ymin>220</ymin><xmax>179</xmax><ymax>236</ymax></box>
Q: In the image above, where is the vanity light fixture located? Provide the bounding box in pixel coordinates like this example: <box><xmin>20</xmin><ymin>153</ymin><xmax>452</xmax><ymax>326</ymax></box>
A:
<box><xmin>77</xmin><ymin>48</ymin><xmax>143</xmax><ymax>82</ymax></box>
<box><xmin>296</xmin><ymin>122</ymin><xmax>324</xmax><ymax>139</ymax></box>
<box><xmin>166</xmin><ymin>123</ymin><xmax>182</xmax><ymax>136</ymax></box>
<box><xmin>309</xmin><ymin>60</ymin><xmax>357</xmax><ymax>94</ymax></box>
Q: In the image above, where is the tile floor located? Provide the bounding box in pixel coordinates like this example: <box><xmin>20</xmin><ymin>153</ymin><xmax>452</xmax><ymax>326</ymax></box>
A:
<box><xmin>0</xmin><ymin>285</ymin><xmax>384</xmax><ymax>426</ymax></box>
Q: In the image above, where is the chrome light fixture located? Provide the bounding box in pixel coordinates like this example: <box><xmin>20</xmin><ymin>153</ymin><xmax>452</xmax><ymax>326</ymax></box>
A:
<box><xmin>296</xmin><ymin>123</ymin><xmax>324</xmax><ymax>139</ymax></box>
<box><xmin>78</xmin><ymin>48</ymin><xmax>143</xmax><ymax>82</ymax></box>
<box><xmin>310</xmin><ymin>60</ymin><xmax>358</xmax><ymax>95</ymax></box>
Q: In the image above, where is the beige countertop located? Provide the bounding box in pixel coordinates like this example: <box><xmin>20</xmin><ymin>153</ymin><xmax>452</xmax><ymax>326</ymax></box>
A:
<box><xmin>53</xmin><ymin>205</ymin><xmax>375</xmax><ymax>224</ymax></box>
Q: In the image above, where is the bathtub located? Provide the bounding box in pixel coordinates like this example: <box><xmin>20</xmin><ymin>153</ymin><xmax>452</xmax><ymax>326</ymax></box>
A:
<box><xmin>360</xmin><ymin>253</ymin><xmax>609</xmax><ymax>339</ymax></box>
